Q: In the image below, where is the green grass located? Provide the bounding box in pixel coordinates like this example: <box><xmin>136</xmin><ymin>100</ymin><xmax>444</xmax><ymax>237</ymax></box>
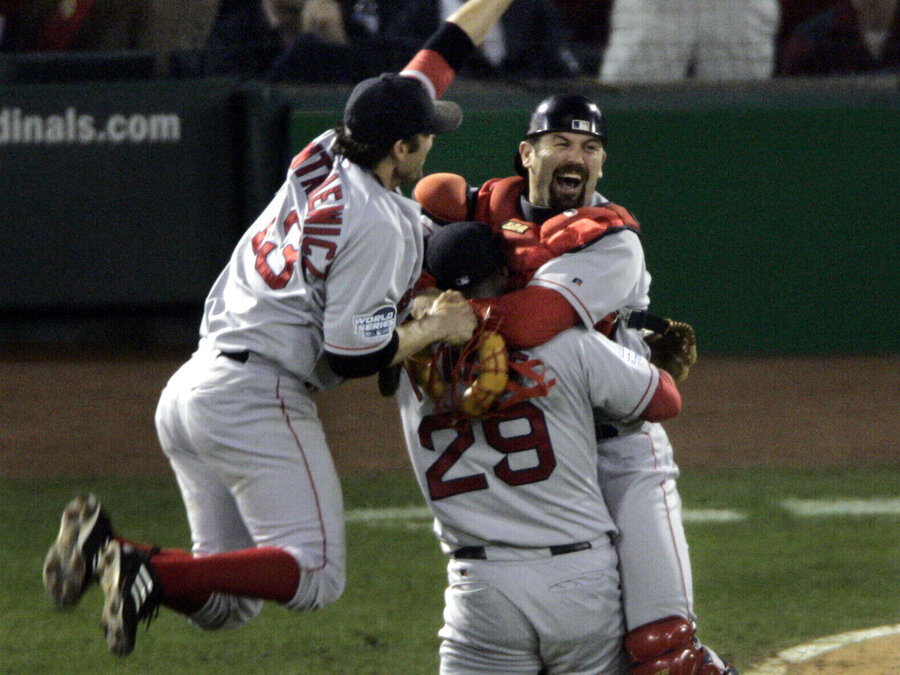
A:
<box><xmin>3</xmin><ymin>466</ymin><xmax>899</xmax><ymax>673</ymax></box>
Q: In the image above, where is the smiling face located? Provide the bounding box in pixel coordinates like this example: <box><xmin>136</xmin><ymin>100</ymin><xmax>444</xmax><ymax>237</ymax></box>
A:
<box><xmin>520</xmin><ymin>132</ymin><xmax>606</xmax><ymax>212</ymax></box>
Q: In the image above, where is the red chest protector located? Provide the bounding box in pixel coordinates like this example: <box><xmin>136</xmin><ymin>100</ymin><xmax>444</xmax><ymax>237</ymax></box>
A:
<box><xmin>413</xmin><ymin>173</ymin><xmax>642</xmax><ymax>344</ymax></box>
<box><xmin>472</xmin><ymin>176</ymin><xmax>641</xmax><ymax>287</ymax></box>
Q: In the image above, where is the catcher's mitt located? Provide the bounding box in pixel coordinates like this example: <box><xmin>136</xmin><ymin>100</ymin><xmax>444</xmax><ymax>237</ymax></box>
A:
<box><xmin>406</xmin><ymin>328</ymin><xmax>509</xmax><ymax>418</ymax></box>
<box><xmin>405</xmin><ymin>316</ymin><xmax>556</xmax><ymax>419</ymax></box>
<box><xmin>458</xmin><ymin>331</ymin><xmax>509</xmax><ymax>417</ymax></box>
<box><xmin>644</xmin><ymin>320</ymin><xmax>697</xmax><ymax>383</ymax></box>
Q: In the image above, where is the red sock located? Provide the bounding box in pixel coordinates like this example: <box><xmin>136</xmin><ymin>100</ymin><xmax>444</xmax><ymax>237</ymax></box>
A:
<box><xmin>113</xmin><ymin>536</ymin><xmax>191</xmax><ymax>559</ymax></box>
<box><xmin>150</xmin><ymin>547</ymin><xmax>301</xmax><ymax>616</ymax></box>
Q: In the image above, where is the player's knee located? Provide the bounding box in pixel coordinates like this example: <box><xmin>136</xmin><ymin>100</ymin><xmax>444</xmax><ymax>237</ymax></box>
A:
<box><xmin>624</xmin><ymin>616</ymin><xmax>704</xmax><ymax>675</ymax></box>
<box><xmin>190</xmin><ymin>593</ymin><xmax>264</xmax><ymax>631</ymax></box>
<box><xmin>283</xmin><ymin>561</ymin><xmax>346</xmax><ymax>612</ymax></box>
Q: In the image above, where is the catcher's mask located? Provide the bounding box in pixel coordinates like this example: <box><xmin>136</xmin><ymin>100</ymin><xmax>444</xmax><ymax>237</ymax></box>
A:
<box><xmin>514</xmin><ymin>94</ymin><xmax>608</xmax><ymax>176</ymax></box>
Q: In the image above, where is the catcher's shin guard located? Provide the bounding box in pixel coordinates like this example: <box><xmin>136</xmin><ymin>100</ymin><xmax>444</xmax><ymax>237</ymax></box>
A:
<box><xmin>624</xmin><ymin>616</ymin><xmax>737</xmax><ymax>675</ymax></box>
<box><xmin>624</xmin><ymin>616</ymin><xmax>703</xmax><ymax>675</ymax></box>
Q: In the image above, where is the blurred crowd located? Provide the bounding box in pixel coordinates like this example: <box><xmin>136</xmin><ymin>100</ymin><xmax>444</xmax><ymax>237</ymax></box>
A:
<box><xmin>0</xmin><ymin>0</ymin><xmax>898</xmax><ymax>84</ymax></box>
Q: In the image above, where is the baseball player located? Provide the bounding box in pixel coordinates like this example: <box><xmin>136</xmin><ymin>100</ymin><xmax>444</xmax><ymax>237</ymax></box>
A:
<box><xmin>397</xmin><ymin>220</ymin><xmax>684</xmax><ymax>673</ymax></box>
<box><xmin>599</xmin><ymin>0</ymin><xmax>780</xmax><ymax>84</ymax></box>
<box><xmin>414</xmin><ymin>95</ymin><xmax>736</xmax><ymax>674</ymax></box>
<box><xmin>40</xmin><ymin>0</ymin><xmax>517</xmax><ymax>657</ymax></box>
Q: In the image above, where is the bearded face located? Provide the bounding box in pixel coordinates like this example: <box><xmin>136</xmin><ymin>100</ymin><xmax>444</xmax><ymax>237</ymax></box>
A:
<box><xmin>521</xmin><ymin>132</ymin><xmax>606</xmax><ymax>211</ymax></box>
<box><xmin>548</xmin><ymin>161</ymin><xmax>591</xmax><ymax>212</ymax></box>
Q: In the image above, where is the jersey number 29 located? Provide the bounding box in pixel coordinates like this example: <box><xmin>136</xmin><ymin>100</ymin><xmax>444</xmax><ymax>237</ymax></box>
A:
<box><xmin>418</xmin><ymin>401</ymin><xmax>556</xmax><ymax>501</ymax></box>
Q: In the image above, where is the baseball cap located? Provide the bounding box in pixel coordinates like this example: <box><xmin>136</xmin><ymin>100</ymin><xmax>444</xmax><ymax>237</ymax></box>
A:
<box><xmin>344</xmin><ymin>73</ymin><xmax>463</xmax><ymax>146</ymax></box>
<box><xmin>425</xmin><ymin>221</ymin><xmax>505</xmax><ymax>291</ymax></box>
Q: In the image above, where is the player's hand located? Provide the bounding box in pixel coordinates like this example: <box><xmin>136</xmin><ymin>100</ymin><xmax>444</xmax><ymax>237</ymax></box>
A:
<box><xmin>411</xmin><ymin>287</ymin><xmax>441</xmax><ymax>320</ymax></box>
<box><xmin>428</xmin><ymin>290</ymin><xmax>477</xmax><ymax>345</ymax></box>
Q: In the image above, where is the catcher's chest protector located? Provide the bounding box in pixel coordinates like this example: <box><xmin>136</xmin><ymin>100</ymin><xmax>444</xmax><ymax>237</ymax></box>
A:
<box><xmin>474</xmin><ymin>177</ymin><xmax>640</xmax><ymax>279</ymax></box>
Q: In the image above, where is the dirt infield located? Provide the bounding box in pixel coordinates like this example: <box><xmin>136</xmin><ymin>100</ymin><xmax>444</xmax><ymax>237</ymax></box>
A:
<box><xmin>787</xmin><ymin>631</ymin><xmax>900</xmax><ymax>675</ymax></box>
<box><xmin>2</xmin><ymin>350</ymin><xmax>897</xmax><ymax>478</ymax></box>
<box><xmin>787</xmin><ymin>632</ymin><xmax>900</xmax><ymax>674</ymax></box>
<box><xmin>747</xmin><ymin>625</ymin><xmax>900</xmax><ymax>675</ymax></box>
<box><xmin>2</xmin><ymin>349</ymin><xmax>898</xmax><ymax>671</ymax></box>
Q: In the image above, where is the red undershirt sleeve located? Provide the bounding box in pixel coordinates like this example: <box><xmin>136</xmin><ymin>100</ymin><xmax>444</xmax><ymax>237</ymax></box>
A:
<box><xmin>468</xmin><ymin>284</ymin><xmax>681</xmax><ymax>420</ymax></box>
<box><xmin>469</xmin><ymin>286</ymin><xmax>578</xmax><ymax>349</ymax></box>
<box><xmin>401</xmin><ymin>22</ymin><xmax>476</xmax><ymax>98</ymax></box>
<box><xmin>641</xmin><ymin>370</ymin><xmax>682</xmax><ymax>421</ymax></box>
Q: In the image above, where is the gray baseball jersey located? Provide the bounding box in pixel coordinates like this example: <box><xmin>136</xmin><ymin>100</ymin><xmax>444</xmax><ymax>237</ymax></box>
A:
<box><xmin>156</xmin><ymin>124</ymin><xmax>431</xmax><ymax>618</ymax></box>
<box><xmin>200</xmin><ymin>128</ymin><xmax>423</xmax><ymax>390</ymax></box>
<box><xmin>527</xmin><ymin>227</ymin><xmax>651</xmax><ymax>358</ymax></box>
<box><xmin>526</xmin><ymin>201</ymin><xmax>695</xmax><ymax>631</ymax></box>
<box><xmin>397</xmin><ymin>326</ymin><xmax>655</xmax><ymax>673</ymax></box>
<box><xmin>397</xmin><ymin>326</ymin><xmax>660</xmax><ymax>551</ymax></box>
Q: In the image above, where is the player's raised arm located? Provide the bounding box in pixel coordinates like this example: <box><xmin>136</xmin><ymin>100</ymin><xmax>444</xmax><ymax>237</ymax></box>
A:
<box><xmin>444</xmin><ymin>0</ymin><xmax>515</xmax><ymax>45</ymax></box>
<box><xmin>401</xmin><ymin>0</ymin><xmax>515</xmax><ymax>99</ymax></box>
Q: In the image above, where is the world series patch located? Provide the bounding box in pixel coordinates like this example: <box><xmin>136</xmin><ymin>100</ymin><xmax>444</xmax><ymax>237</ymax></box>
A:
<box><xmin>353</xmin><ymin>306</ymin><xmax>397</xmax><ymax>338</ymax></box>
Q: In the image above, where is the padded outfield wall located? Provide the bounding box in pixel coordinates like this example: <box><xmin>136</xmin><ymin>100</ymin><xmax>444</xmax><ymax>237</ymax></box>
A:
<box><xmin>0</xmin><ymin>76</ymin><xmax>896</xmax><ymax>354</ymax></box>
<box><xmin>287</xmin><ymin>79</ymin><xmax>899</xmax><ymax>355</ymax></box>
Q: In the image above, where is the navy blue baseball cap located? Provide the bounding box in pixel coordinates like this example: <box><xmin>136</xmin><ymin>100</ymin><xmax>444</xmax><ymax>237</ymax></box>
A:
<box><xmin>344</xmin><ymin>73</ymin><xmax>463</xmax><ymax>146</ymax></box>
<box><xmin>426</xmin><ymin>221</ymin><xmax>504</xmax><ymax>291</ymax></box>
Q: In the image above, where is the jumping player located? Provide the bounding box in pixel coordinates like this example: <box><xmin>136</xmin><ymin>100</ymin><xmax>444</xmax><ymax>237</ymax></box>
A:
<box><xmin>414</xmin><ymin>95</ymin><xmax>737</xmax><ymax>674</ymax></box>
<box><xmin>397</xmin><ymin>220</ymin><xmax>683</xmax><ymax>673</ymax></box>
<box><xmin>40</xmin><ymin>0</ymin><xmax>516</xmax><ymax>656</ymax></box>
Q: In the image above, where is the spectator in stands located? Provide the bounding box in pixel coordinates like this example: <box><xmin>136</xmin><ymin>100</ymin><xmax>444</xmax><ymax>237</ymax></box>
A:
<box><xmin>776</xmin><ymin>0</ymin><xmax>898</xmax><ymax>74</ymax></box>
<box><xmin>0</xmin><ymin>1</ymin><xmax>22</xmax><ymax>51</ymax></box>
<box><xmin>379</xmin><ymin>0</ymin><xmax>583</xmax><ymax>79</ymax></box>
<box><xmin>0</xmin><ymin>0</ymin><xmax>149</xmax><ymax>52</ymax></box>
<box><xmin>599</xmin><ymin>0</ymin><xmax>781</xmax><ymax>84</ymax></box>
<box><xmin>854</xmin><ymin>0</ymin><xmax>899</xmax><ymax>60</ymax></box>
<box><xmin>882</xmin><ymin>0</ymin><xmax>900</xmax><ymax>67</ymax></box>
<box><xmin>197</xmin><ymin>0</ymin><xmax>388</xmax><ymax>82</ymax></box>
<box><xmin>142</xmin><ymin>1</ymin><xmax>221</xmax><ymax>73</ymax></box>
<box><xmin>0</xmin><ymin>0</ymin><xmax>219</xmax><ymax>76</ymax></box>
<box><xmin>547</xmin><ymin>0</ymin><xmax>611</xmax><ymax>71</ymax></box>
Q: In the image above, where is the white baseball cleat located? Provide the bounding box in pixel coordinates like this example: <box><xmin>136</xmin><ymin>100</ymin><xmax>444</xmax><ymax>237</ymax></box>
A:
<box><xmin>42</xmin><ymin>493</ymin><xmax>114</xmax><ymax>608</ymax></box>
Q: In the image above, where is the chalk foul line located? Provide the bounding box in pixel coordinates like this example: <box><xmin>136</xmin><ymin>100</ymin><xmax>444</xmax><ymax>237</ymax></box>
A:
<box><xmin>744</xmin><ymin>623</ymin><xmax>900</xmax><ymax>675</ymax></box>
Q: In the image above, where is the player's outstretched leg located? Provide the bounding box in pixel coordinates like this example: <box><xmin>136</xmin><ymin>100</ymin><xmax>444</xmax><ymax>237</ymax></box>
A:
<box><xmin>98</xmin><ymin>540</ymin><xmax>163</xmax><ymax>656</ymax></box>
<box><xmin>42</xmin><ymin>493</ymin><xmax>114</xmax><ymax>608</ymax></box>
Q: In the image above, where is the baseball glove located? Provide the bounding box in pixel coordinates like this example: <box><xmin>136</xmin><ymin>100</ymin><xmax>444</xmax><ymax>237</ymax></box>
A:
<box><xmin>407</xmin><ymin>346</ymin><xmax>449</xmax><ymax>403</ymax></box>
<box><xmin>406</xmin><ymin>326</ymin><xmax>509</xmax><ymax>419</ymax></box>
<box><xmin>458</xmin><ymin>331</ymin><xmax>509</xmax><ymax>418</ymax></box>
<box><xmin>645</xmin><ymin>320</ymin><xmax>697</xmax><ymax>383</ymax></box>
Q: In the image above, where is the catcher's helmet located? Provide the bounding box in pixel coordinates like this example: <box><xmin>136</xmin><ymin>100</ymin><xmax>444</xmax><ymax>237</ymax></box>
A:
<box><xmin>525</xmin><ymin>94</ymin><xmax>608</xmax><ymax>145</ymax></box>
<box><xmin>515</xmin><ymin>94</ymin><xmax>607</xmax><ymax>175</ymax></box>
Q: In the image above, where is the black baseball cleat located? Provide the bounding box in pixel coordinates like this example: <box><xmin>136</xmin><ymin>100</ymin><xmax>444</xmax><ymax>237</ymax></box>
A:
<box><xmin>98</xmin><ymin>541</ymin><xmax>163</xmax><ymax>656</ymax></box>
<box><xmin>700</xmin><ymin>645</ymin><xmax>739</xmax><ymax>674</ymax></box>
<box><xmin>42</xmin><ymin>493</ymin><xmax>114</xmax><ymax>608</ymax></box>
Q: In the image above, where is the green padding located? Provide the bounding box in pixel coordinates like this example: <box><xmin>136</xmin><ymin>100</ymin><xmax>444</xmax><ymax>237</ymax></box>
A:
<box><xmin>288</xmin><ymin>98</ymin><xmax>899</xmax><ymax>354</ymax></box>
<box><xmin>0</xmin><ymin>78</ymin><xmax>242</xmax><ymax>308</ymax></box>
